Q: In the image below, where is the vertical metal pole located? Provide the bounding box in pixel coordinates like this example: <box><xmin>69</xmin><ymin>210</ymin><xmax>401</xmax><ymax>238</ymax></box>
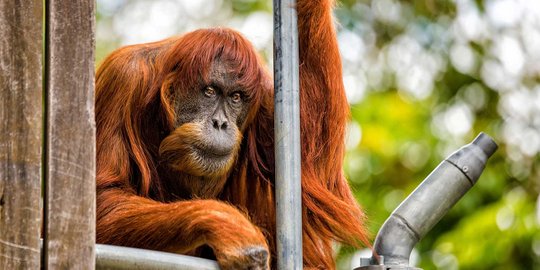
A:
<box><xmin>273</xmin><ymin>0</ymin><xmax>302</xmax><ymax>269</ymax></box>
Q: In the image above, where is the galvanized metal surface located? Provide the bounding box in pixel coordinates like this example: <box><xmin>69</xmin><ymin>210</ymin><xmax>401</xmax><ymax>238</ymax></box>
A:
<box><xmin>96</xmin><ymin>244</ymin><xmax>219</xmax><ymax>270</ymax></box>
<box><xmin>358</xmin><ymin>256</ymin><xmax>422</xmax><ymax>270</ymax></box>
<box><xmin>273</xmin><ymin>0</ymin><xmax>303</xmax><ymax>269</ymax></box>
<box><xmin>356</xmin><ymin>266</ymin><xmax>421</xmax><ymax>270</ymax></box>
<box><xmin>357</xmin><ymin>133</ymin><xmax>497</xmax><ymax>269</ymax></box>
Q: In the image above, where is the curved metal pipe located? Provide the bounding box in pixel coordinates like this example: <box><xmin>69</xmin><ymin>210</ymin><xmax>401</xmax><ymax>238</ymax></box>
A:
<box><xmin>95</xmin><ymin>244</ymin><xmax>219</xmax><ymax>270</ymax></box>
<box><xmin>367</xmin><ymin>133</ymin><xmax>498</xmax><ymax>267</ymax></box>
<box><xmin>41</xmin><ymin>240</ymin><xmax>220</xmax><ymax>269</ymax></box>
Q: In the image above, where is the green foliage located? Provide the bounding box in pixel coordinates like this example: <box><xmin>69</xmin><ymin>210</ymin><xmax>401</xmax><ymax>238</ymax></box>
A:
<box><xmin>334</xmin><ymin>0</ymin><xmax>540</xmax><ymax>269</ymax></box>
<box><xmin>231</xmin><ymin>0</ymin><xmax>272</xmax><ymax>13</ymax></box>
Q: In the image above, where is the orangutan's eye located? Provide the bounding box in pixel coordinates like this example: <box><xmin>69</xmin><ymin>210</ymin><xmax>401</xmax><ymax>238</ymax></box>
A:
<box><xmin>230</xmin><ymin>92</ymin><xmax>243</xmax><ymax>103</ymax></box>
<box><xmin>204</xmin><ymin>86</ymin><xmax>216</xmax><ymax>97</ymax></box>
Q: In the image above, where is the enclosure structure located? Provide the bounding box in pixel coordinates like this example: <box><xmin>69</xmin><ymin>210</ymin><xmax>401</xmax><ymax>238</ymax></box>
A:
<box><xmin>0</xmin><ymin>0</ymin><xmax>302</xmax><ymax>269</ymax></box>
<box><xmin>1</xmin><ymin>0</ymin><xmax>95</xmax><ymax>268</ymax></box>
<box><xmin>273</xmin><ymin>0</ymin><xmax>303</xmax><ymax>269</ymax></box>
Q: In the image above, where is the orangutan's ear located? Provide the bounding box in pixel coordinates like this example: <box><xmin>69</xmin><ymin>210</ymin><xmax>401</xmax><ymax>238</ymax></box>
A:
<box><xmin>159</xmin><ymin>72</ymin><xmax>179</xmax><ymax>131</ymax></box>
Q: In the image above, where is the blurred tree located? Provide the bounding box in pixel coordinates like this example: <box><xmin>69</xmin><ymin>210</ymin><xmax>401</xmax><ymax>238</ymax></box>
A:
<box><xmin>96</xmin><ymin>0</ymin><xmax>540</xmax><ymax>269</ymax></box>
<box><xmin>335</xmin><ymin>1</ymin><xmax>540</xmax><ymax>269</ymax></box>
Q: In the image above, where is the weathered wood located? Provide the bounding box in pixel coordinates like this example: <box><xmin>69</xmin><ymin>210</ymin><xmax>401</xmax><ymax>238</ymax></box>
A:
<box><xmin>0</xmin><ymin>0</ymin><xmax>43</xmax><ymax>269</ymax></box>
<box><xmin>44</xmin><ymin>0</ymin><xmax>96</xmax><ymax>268</ymax></box>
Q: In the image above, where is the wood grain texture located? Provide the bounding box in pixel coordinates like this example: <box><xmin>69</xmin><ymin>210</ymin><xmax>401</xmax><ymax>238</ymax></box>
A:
<box><xmin>0</xmin><ymin>0</ymin><xmax>43</xmax><ymax>269</ymax></box>
<box><xmin>44</xmin><ymin>0</ymin><xmax>96</xmax><ymax>268</ymax></box>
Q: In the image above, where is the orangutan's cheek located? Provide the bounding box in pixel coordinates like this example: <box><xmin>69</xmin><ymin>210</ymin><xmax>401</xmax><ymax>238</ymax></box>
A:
<box><xmin>159</xmin><ymin>122</ymin><xmax>242</xmax><ymax>177</ymax></box>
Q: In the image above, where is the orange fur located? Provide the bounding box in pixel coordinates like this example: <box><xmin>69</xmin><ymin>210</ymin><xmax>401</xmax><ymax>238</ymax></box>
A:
<box><xmin>96</xmin><ymin>0</ymin><xmax>369</xmax><ymax>269</ymax></box>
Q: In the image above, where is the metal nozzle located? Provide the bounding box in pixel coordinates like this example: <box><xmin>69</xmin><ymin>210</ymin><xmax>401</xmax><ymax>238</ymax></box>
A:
<box><xmin>356</xmin><ymin>133</ymin><xmax>498</xmax><ymax>270</ymax></box>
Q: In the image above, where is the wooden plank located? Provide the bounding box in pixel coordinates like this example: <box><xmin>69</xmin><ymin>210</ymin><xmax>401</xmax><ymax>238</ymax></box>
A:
<box><xmin>0</xmin><ymin>0</ymin><xmax>43</xmax><ymax>269</ymax></box>
<box><xmin>44</xmin><ymin>0</ymin><xmax>96</xmax><ymax>268</ymax></box>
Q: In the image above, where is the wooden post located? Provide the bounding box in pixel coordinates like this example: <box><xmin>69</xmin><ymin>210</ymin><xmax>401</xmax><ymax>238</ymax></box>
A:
<box><xmin>43</xmin><ymin>0</ymin><xmax>96</xmax><ymax>268</ymax></box>
<box><xmin>0</xmin><ymin>1</ymin><xmax>43</xmax><ymax>269</ymax></box>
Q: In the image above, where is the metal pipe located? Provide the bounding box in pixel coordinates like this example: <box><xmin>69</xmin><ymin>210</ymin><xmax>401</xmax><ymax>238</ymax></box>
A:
<box><xmin>40</xmin><ymin>241</ymin><xmax>219</xmax><ymax>270</ymax></box>
<box><xmin>273</xmin><ymin>0</ymin><xmax>303</xmax><ymax>269</ymax></box>
<box><xmin>356</xmin><ymin>132</ymin><xmax>498</xmax><ymax>269</ymax></box>
<box><xmin>95</xmin><ymin>244</ymin><xmax>219</xmax><ymax>270</ymax></box>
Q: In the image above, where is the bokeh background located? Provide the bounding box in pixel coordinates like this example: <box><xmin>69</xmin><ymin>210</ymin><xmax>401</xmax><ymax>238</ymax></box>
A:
<box><xmin>95</xmin><ymin>0</ymin><xmax>540</xmax><ymax>269</ymax></box>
